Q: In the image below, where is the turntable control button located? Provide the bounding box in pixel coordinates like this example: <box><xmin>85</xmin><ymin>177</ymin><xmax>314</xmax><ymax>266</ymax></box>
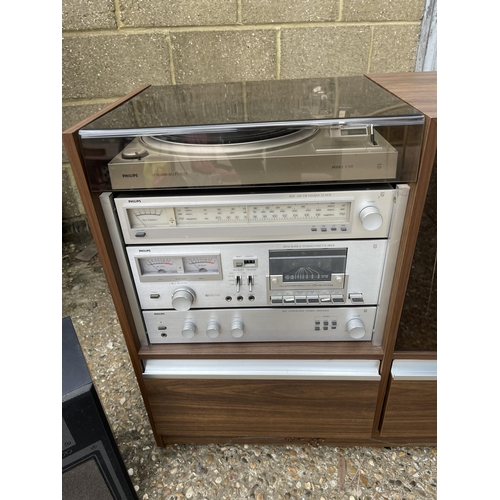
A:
<box><xmin>150</xmin><ymin>293</ymin><xmax>160</xmax><ymax>299</ymax></box>
<box><xmin>283</xmin><ymin>296</ymin><xmax>295</xmax><ymax>304</ymax></box>
<box><xmin>122</xmin><ymin>148</ymin><xmax>149</xmax><ymax>160</ymax></box>
<box><xmin>271</xmin><ymin>296</ymin><xmax>283</xmax><ymax>304</ymax></box>
<box><xmin>331</xmin><ymin>294</ymin><xmax>344</xmax><ymax>303</ymax></box>
<box><xmin>157</xmin><ymin>325</ymin><xmax>167</xmax><ymax>331</ymax></box>
<box><xmin>295</xmin><ymin>296</ymin><xmax>307</xmax><ymax>304</ymax></box>
<box><xmin>135</xmin><ymin>231</ymin><xmax>146</xmax><ymax>237</ymax></box>
<box><xmin>320</xmin><ymin>295</ymin><xmax>332</xmax><ymax>303</ymax></box>
<box><xmin>307</xmin><ymin>295</ymin><xmax>319</xmax><ymax>303</ymax></box>
<box><xmin>311</xmin><ymin>227</ymin><xmax>317</xmax><ymax>231</ymax></box>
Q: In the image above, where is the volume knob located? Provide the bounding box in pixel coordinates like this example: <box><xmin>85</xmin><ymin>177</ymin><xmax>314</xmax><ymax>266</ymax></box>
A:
<box><xmin>171</xmin><ymin>288</ymin><xmax>196</xmax><ymax>311</ymax></box>
<box><xmin>346</xmin><ymin>318</ymin><xmax>366</xmax><ymax>339</ymax></box>
<box><xmin>359</xmin><ymin>206</ymin><xmax>383</xmax><ymax>230</ymax></box>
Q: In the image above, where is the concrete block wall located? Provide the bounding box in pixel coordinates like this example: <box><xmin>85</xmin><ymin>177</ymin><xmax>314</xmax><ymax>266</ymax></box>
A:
<box><xmin>62</xmin><ymin>0</ymin><xmax>426</xmax><ymax>241</ymax></box>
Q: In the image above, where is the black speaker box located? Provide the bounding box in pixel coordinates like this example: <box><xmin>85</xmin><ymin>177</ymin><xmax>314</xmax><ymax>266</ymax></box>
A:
<box><xmin>62</xmin><ymin>316</ymin><xmax>138</xmax><ymax>499</ymax></box>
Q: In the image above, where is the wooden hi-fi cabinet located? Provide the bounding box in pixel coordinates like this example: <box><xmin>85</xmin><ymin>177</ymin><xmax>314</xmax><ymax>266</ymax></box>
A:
<box><xmin>63</xmin><ymin>72</ymin><xmax>437</xmax><ymax>447</ymax></box>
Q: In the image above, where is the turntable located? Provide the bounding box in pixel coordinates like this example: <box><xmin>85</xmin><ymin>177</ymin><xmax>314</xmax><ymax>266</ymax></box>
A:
<box><xmin>78</xmin><ymin>76</ymin><xmax>425</xmax><ymax>192</ymax></box>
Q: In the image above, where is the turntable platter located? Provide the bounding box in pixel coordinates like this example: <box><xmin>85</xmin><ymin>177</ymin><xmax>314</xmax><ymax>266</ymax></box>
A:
<box><xmin>140</xmin><ymin>126</ymin><xmax>318</xmax><ymax>156</ymax></box>
<box><xmin>151</xmin><ymin>127</ymin><xmax>303</xmax><ymax>145</ymax></box>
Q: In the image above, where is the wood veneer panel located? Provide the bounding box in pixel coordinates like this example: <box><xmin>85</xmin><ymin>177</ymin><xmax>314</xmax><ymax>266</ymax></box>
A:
<box><xmin>364</xmin><ymin>73</ymin><xmax>437</xmax><ymax>436</ymax></box>
<box><xmin>379</xmin><ymin>379</ymin><xmax>437</xmax><ymax>438</ymax></box>
<box><xmin>366</xmin><ymin>72</ymin><xmax>437</xmax><ymax>119</ymax></box>
<box><xmin>62</xmin><ymin>85</ymin><xmax>167</xmax><ymax>446</ymax></box>
<box><xmin>393</xmin><ymin>352</ymin><xmax>437</xmax><ymax>360</ymax></box>
<box><xmin>145</xmin><ymin>379</ymin><xmax>379</xmax><ymax>440</ymax></box>
<box><xmin>159</xmin><ymin>434</ymin><xmax>436</xmax><ymax>446</ymax></box>
<box><xmin>139</xmin><ymin>342</ymin><xmax>384</xmax><ymax>360</ymax></box>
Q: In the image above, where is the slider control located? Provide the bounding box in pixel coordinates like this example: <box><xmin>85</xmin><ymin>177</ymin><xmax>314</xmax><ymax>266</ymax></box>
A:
<box><xmin>248</xmin><ymin>275</ymin><xmax>254</xmax><ymax>292</ymax></box>
<box><xmin>236</xmin><ymin>275</ymin><xmax>241</xmax><ymax>293</ymax></box>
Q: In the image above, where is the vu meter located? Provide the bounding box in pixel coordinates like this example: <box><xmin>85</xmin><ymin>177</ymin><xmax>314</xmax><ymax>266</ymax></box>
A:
<box><xmin>128</xmin><ymin>208</ymin><xmax>169</xmax><ymax>227</ymax></box>
<box><xmin>135</xmin><ymin>253</ymin><xmax>222</xmax><ymax>281</ymax></box>
<box><xmin>182</xmin><ymin>256</ymin><xmax>219</xmax><ymax>273</ymax></box>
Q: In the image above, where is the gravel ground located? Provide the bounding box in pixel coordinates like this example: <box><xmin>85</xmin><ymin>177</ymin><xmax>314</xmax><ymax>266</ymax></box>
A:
<box><xmin>62</xmin><ymin>238</ymin><xmax>437</xmax><ymax>500</ymax></box>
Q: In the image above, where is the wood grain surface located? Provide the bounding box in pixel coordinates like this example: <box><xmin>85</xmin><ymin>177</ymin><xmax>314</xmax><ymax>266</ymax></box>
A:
<box><xmin>380</xmin><ymin>379</ymin><xmax>437</xmax><ymax>438</ymax></box>
<box><xmin>145</xmin><ymin>379</ymin><xmax>380</xmax><ymax>440</ymax></box>
<box><xmin>366</xmin><ymin>72</ymin><xmax>437</xmax><ymax>118</ymax></box>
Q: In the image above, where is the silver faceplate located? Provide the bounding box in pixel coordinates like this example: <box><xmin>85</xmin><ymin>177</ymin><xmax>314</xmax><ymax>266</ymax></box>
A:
<box><xmin>115</xmin><ymin>186</ymin><xmax>396</xmax><ymax>244</ymax></box>
<box><xmin>127</xmin><ymin>240</ymin><xmax>387</xmax><ymax>310</ymax></box>
<box><xmin>143</xmin><ymin>306</ymin><xmax>377</xmax><ymax>343</ymax></box>
<box><xmin>100</xmin><ymin>183</ymin><xmax>410</xmax><ymax>347</ymax></box>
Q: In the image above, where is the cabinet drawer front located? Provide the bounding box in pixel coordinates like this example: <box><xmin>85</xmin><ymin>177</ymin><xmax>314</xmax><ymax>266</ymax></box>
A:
<box><xmin>380</xmin><ymin>361</ymin><xmax>437</xmax><ymax>438</ymax></box>
<box><xmin>145</xmin><ymin>378</ymin><xmax>380</xmax><ymax>439</ymax></box>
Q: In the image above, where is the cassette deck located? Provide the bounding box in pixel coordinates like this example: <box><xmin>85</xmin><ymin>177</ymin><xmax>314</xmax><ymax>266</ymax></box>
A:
<box><xmin>126</xmin><ymin>239</ymin><xmax>387</xmax><ymax>311</ymax></box>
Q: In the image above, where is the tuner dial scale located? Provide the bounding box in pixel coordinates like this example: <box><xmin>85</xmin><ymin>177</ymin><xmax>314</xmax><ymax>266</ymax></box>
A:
<box><xmin>114</xmin><ymin>186</ymin><xmax>406</xmax><ymax>245</ymax></box>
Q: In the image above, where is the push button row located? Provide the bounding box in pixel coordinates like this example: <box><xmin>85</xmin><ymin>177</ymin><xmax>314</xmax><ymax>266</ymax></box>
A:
<box><xmin>310</xmin><ymin>225</ymin><xmax>348</xmax><ymax>232</ymax></box>
<box><xmin>270</xmin><ymin>294</ymin><xmax>345</xmax><ymax>305</ymax></box>
<box><xmin>314</xmin><ymin>320</ymin><xmax>338</xmax><ymax>331</ymax></box>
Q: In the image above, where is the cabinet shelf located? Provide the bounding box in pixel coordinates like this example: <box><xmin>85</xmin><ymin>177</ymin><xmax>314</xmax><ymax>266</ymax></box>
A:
<box><xmin>138</xmin><ymin>341</ymin><xmax>384</xmax><ymax>360</ymax></box>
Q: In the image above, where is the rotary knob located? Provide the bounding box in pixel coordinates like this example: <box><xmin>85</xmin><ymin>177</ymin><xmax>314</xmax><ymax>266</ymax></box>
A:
<box><xmin>171</xmin><ymin>287</ymin><xmax>196</xmax><ymax>311</ymax></box>
<box><xmin>181</xmin><ymin>320</ymin><xmax>196</xmax><ymax>339</ymax></box>
<box><xmin>206</xmin><ymin>320</ymin><xmax>220</xmax><ymax>339</ymax></box>
<box><xmin>230</xmin><ymin>319</ymin><xmax>245</xmax><ymax>338</ymax></box>
<box><xmin>346</xmin><ymin>318</ymin><xmax>366</xmax><ymax>339</ymax></box>
<box><xmin>359</xmin><ymin>206</ymin><xmax>383</xmax><ymax>230</ymax></box>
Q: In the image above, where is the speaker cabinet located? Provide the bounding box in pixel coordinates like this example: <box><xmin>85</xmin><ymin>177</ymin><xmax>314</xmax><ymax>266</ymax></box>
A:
<box><xmin>62</xmin><ymin>317</ymin><xmax>137</xmax><ymax>500</ymax></box>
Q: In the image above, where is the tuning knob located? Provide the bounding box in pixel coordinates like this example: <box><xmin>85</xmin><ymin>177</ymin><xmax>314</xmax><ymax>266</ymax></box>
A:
<box><xmin>171</xmin><ymin>287</ymin><xmax>196</xmax><ymax>311</ymax></box>
<box><xmin>359</xmin><ymin>206</ymin><xmax>383</xmax><ymax>230</ymax></box>
<box><xmin>206</xmin><ymin>320</ymin><xmax>220</xmax><ymax>339</ymax></box>
<box><xmin>346</xmin><ymin>318</ymin><xmax>366</xmax><ymax>339</ymax></box>
<box><xmin>181</xmin><ymin>320</ymin><xmax>196</xmax><ymax>339</ymax></box>
<box><xmin>230</xmin><ymin>319</ymin><xmax>245</xmax><ymax>338</ymax></box>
